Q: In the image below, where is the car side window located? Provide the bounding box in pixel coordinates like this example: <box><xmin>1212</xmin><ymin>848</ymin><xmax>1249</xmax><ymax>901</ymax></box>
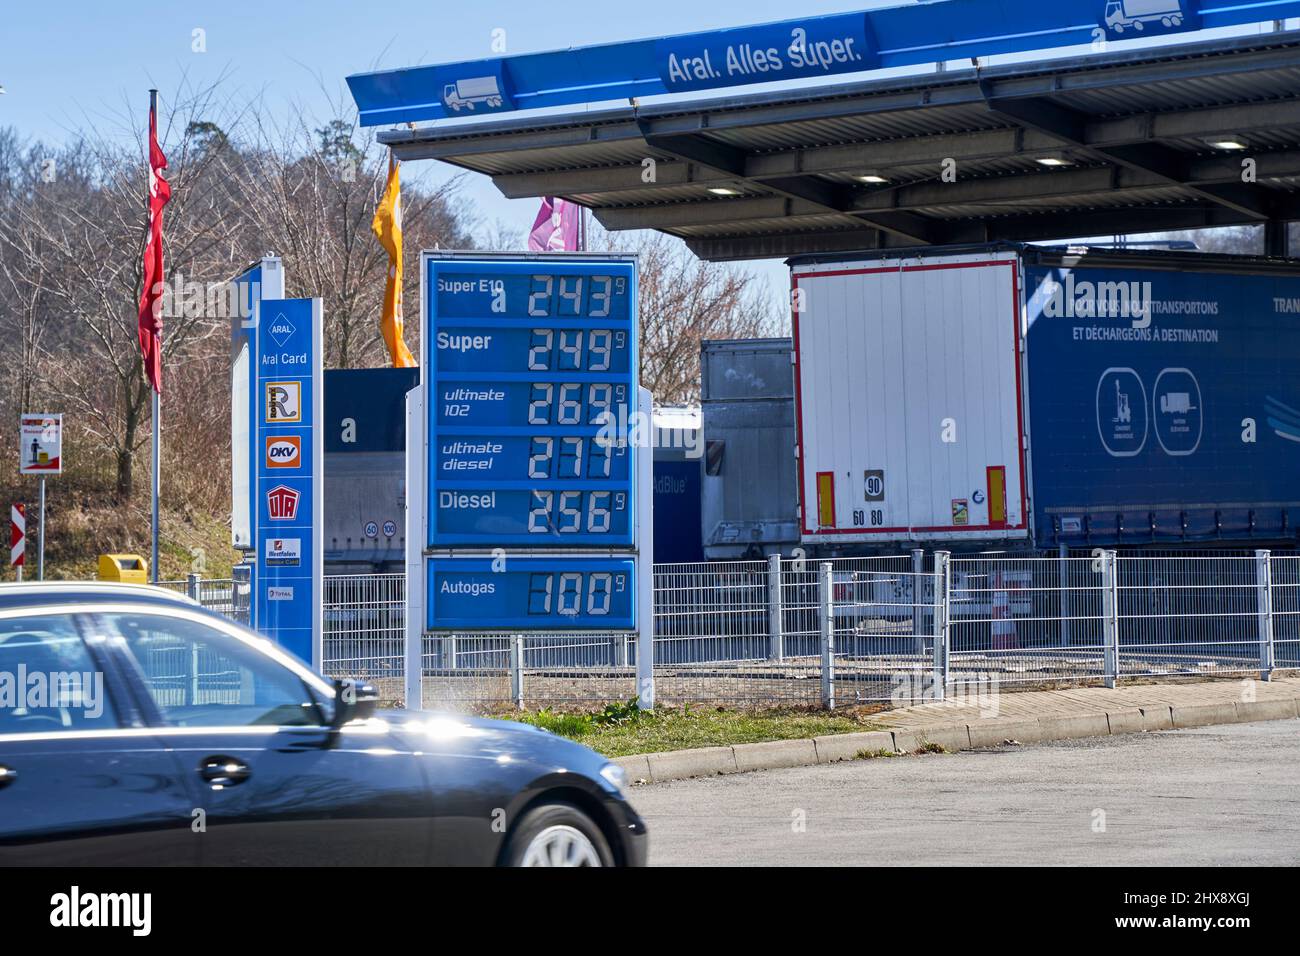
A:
<box><xmin>0</xmin><ymin>614</ymin><xmax>120</xmax><ymax>735</ymax></box>
<box><xmin>105</xmin><ymin>613</ymin><xmax>323</xmax><ymax>728</ymax></box>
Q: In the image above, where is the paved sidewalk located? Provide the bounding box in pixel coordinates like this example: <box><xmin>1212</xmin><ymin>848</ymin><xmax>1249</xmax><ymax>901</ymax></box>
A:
<box><xmin>870</xmin><ymin>674</ymin><xmax>1300</xmax><ymax>728</ymax></box>
<box><xmin>617</xmin><ymin>675</ymin><xmax>1300</xmax><ymax>784</ymax></box>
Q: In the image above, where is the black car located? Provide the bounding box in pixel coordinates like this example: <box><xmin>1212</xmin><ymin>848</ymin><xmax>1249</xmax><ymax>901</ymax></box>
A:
<box><xmin>0</xmin><ymin>583</ymin><xmax>646</xmax><ymax>866</ymax></box>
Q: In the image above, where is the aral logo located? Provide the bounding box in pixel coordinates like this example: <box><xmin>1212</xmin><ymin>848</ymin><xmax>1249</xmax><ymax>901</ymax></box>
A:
<box><xmin>265</xmin><ymin>435</ymin><xmax>301</xmax><ymax>468</ymax></box>
<box><xmin>268</xmin><ymin>311</ymin><xmax>296</xmax><ymax>348</ymax></box>
<box><xmin>267</xmin><ymin>484</ymin><xmax>300</xmax><ymax>520</ymax></box>
<box><xmin>265</xmin><ymin>381</ymin><xmax>301</xmax><ymax>423</ymax></box>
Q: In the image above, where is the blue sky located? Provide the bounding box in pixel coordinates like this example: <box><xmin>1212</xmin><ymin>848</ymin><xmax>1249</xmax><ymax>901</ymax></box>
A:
<box><xmin>0</xmin><ymin>2</ymin><xmax>1290</xmax><ymax>296</ymax></box>
<box><xmin>1</xmin><ymin>1</ymin><xmax>884</xmax><ymax>245</ymax></box>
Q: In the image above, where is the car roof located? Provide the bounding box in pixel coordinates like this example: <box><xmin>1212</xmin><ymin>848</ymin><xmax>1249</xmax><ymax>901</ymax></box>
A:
<box><xmin>0</xmin><ymin>582</ymin><xmax>200</xmax><ymax>613</ymax></box>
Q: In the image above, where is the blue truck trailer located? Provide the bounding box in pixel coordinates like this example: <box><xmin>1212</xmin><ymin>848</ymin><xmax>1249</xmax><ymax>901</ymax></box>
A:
<box><xmin>789</xmin><ymin>243</ymin><xmax>1300</xmax><ymax>551</ymax></box>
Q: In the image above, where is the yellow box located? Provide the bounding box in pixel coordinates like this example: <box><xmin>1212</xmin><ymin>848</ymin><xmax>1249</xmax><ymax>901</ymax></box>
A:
<box><xmin>97</xmin><ymin>554</ymin><xmax>149</xmax><ymax>584</ymax></box>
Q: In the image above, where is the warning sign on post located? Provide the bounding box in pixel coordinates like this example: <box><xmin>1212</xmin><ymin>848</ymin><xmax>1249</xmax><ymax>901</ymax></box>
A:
<box><xmin>19</xmin><ymin>414</ymin><xmax>63</xmax><ymax>475</ymax></box>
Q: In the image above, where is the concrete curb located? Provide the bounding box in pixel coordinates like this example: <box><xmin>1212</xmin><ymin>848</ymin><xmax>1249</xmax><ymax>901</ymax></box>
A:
<box><xmin>614</xmin><ymin>690</ymin><xmax>1300</xmax><ymax>785</ymax></box>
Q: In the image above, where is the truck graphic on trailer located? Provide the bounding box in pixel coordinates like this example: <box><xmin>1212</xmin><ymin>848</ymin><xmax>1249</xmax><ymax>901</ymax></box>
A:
<box><xmin>442</xmin><ymin>76</ymin><xmax>505</xmax><ymax>111</ymax></box>
<box><xmin>1104</xmin><ymin>0</ymin><xmax>1183</xmax><ymax>34</ymax></box>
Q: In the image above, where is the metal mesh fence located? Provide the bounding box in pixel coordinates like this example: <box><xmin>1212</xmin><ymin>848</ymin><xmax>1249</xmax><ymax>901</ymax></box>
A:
<box><xmin>322</xmin><ymin>573</ymin><xmax>405</xmax><ymax>680</ymax></box>
<box><xmin>653</xmin><ymin>560</ymin><xmax>805</xmax><ymax>707</ymax></box>
<box><xmin>949</xmin><ymin>555</ymin><xmax>1107</xmax><ymax>685</ymax></box>
<box><xmin>156</xmin><ymin>577</ymin><xmax>244</xmax><ymax>623</ymax></box>
<box><xmin>170</xmin><ymin>549</ymin><xmax>1299</xmax><ymax>713</ymax></box>
<box><xmin>412</xmin><ymin>631</ymin><xmax>637</xmax><ymax>712</ymax></box>
<box><xmin>1273</xmin><ymin>555</ymin><xmax>1300</xmax><ymax>669</ymax></box>
<box><xmin>1115</xmin><ymin>554</ymin><xmax>1263</xmax><ymax>678</ymax></box>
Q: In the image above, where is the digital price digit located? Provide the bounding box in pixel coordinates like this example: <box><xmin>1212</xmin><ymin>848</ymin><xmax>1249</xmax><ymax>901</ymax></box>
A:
<box><xmin>527</xmin><ymin>329</ymin><xmax>623</xmax><ymax>371</ymax></box>
<box><xmin>527</xmin><ymin>382</ymin><xmax>627</xmax><ymax>425</ymax></box>
<box><xmin>527</xmin><ymin>570</ymin><xmax>625</xmax><ymax>616</ymax></box>
<box><xmin>527</xmin><ymin>490</ymin><xmax>625</xmax><ymax>533</ymax></box>
<box><xmin>526</xmin><ymin>275</ymin><xmax>625</xmax><ymax>318</ymax></box>
<box><xmin>527</xmin><ymin>437</ymin><xmax>617</xmax><ymax>479</ymax></box>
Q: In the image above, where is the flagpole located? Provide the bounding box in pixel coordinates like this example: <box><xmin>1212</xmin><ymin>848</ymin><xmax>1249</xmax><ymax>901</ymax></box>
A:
<box><xmin>149</xmin><ymin>88</ymin><xmax>160</xmax><ymax>583</ymax></box>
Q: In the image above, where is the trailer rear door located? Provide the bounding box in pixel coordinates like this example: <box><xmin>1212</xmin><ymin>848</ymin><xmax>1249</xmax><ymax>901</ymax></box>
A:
<box><xmin>792</xmin><ymin>251</ymin><xmax>1029</xmax><ymax>544</ymax></box>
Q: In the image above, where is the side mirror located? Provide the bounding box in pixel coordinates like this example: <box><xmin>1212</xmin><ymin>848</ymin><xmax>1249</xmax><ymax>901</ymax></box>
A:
<box><xmin>331</xmin><ymin>678</ymin><xmax>380</xmax><ymax>729</ymax></box>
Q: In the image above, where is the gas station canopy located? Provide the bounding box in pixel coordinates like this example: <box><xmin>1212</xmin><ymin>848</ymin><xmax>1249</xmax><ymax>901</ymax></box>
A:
<box><xmin>375</xmin><ymin>32</ymin><xmax>1300</xmax><ymax>260</ymax></box>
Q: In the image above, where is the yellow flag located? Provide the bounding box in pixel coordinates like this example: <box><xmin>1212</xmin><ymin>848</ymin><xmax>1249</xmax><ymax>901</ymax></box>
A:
<box><xmin>371</xmin><ymin>153</ymin><xmax>416</xmax><ymax>368</ymax></box>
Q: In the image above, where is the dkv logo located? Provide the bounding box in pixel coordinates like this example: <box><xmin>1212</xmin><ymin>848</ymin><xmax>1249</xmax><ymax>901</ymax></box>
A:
<box><xmin>265</xmin><ymin>435</ymin><xmax>301</xmax><ymax>468</ymax></box>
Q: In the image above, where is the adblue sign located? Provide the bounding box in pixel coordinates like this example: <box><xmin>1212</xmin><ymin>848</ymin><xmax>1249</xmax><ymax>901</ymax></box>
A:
<box><xmin>654</xmin><ymin>12</ymin><xmax>876</xmax><ymax>93</ymax></box>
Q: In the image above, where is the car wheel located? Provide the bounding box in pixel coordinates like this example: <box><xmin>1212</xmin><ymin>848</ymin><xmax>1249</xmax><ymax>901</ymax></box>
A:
<box><xmin>505</xmin><ymin>802</ymin><xmax>614</xmax><ymax>867</ymax></box>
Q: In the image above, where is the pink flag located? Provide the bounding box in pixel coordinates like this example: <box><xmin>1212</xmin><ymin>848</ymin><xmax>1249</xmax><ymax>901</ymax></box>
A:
<box><xmin>528</xmin><ymin>196</ymin><xmax>581</xmax><ymax>251</ymax></box>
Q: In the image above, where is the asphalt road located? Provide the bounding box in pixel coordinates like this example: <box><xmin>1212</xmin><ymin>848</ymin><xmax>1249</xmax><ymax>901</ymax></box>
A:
<box><xmin>632</xmin><ymin>719</ymin><xmax>1300</xmax><ymax>866</ymax></box>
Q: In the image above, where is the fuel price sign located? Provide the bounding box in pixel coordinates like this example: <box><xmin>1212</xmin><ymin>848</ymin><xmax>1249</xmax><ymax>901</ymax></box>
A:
<box><xmin>427</xmin><ymin>557</ymin><xmax>636</xmax><ymax>630</ymax></box>
<box><xmin>426</xmin><ymin>255</ymin><xmax>638</xmax><ymax>548</ymax></box>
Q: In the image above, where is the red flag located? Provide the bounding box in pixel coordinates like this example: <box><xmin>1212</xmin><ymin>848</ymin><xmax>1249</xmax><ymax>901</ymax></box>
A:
<box><xmin>138</xmin><ymin>94</ymin><xmax>170</xmax><ymax>393</ymax></box>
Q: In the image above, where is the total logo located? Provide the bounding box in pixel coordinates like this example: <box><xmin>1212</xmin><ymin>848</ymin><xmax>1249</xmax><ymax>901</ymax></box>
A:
<box><xmin>266</xmin><ymin>484</ymin><xmax>301</xmax><ymax>521</ymax></box>
<box><xmin>265</xmin><ymin>435</ymin><xmax>301</xmax><ymax>468</ymax></box>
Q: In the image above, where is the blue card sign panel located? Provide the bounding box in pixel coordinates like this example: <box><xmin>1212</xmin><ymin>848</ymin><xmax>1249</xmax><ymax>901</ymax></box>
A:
<box><xmin>425</xmin><ymin>255</ymin><xmax>639</xmax><ymax>548</ymax></box>
<box><xmin>427</xmin><ymin>557</ymin><xmax>636</xmax><ymax>631</ymax></box>
<box><xmin>254</xmin><ymin>297</ymin><xmax>323</xmax><ymax>665</ymax></box>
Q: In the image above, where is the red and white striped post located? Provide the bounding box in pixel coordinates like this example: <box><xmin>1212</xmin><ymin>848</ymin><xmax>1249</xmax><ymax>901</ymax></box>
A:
<box><xmin>10</xmin><ymin>503</ymin><xmax>25</xmax><ymax>582</ymax></box>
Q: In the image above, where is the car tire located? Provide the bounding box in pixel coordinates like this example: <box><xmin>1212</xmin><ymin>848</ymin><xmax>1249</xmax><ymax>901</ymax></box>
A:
<box><xmin>503</xmin><ymin>801</ymin><xmax>614</xmax><ymax>867</ymax></box>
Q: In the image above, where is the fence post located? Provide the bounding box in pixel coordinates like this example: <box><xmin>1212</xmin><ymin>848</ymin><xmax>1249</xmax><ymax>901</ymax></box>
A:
<box><xmin>932</xmin><ymin>551</ymin><xmax>950</xmax><ymax>701</ymax></box>
<box><xmin>819</xmin><ymin>561</ymin><xmax>835</xmax><ymax>710</ymax></box>
<box><xmin>911</xmin><ymin>548</ymin><xmax>925</xmax><ymax>657</ymax></box>
<box><xmin>186</xmin><ymin>572</ymin><xmax>201</xmax><ymax>602</ymax></box>
<box><xmin>1102</xmin><ymin>549</ymin><xmax>1119</xmax><ymax>689</ymax></box>
<box><xmin>232</xmin><ymin>563</ymin><xmax>252</xmax><ymax>626</ymax></box>
<box><xmin>1058</xmin><ymin>543</ymin><xmax>1071</xmax><ymax>648</ymax></box>
<box><xmin>768</xmin><ymin>553</ymin><xmax>784</xmax><ymax>661</ymax></box>
<box><xmin>443</xmin><ymin>633</ymin><xmax>457</xmax><ymax>670</ymax></box>
<box><xmin>1256</xmin><ymin>549</ymin><xmax>1275</xmax><ymax>682</ymax></box>
<box><xmin>510</xmin><ymin>635</ymin><xmax>524</xmax><ymax>709</ymax></box>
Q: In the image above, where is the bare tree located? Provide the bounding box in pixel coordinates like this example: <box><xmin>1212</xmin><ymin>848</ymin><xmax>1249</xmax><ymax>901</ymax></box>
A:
<box><xmin>1162</xmin><ymin>223</ymin><xmax>1300</xmax><ymax>255</ymax></box>
<box><xmin>230</xmin><ymin>110</ymin><xmax>473</xmax><ymax>368</ymax></box>
<box><xmin>0</xmin><ymin>81</ymin><xmax>260</xmax><ymax>500</ymax></box>
<box><xmin>0</xmin><ymin>130</ymin><xmax>53</xmax><ymax>416</ymax></box>
<box><xmin>596</xmin><ymin>229</ymin><xmax>779</xmax><ymax>403</ymax></box>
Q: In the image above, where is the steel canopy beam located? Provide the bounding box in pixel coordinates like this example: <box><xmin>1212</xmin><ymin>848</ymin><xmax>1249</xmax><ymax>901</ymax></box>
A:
<box><xmin>591</xmin><ymin>150</ymin><xmax>1300</xmax><ymax>235</ymax></box>
<box><xmin>981</xmin><ymin>87</ymin><xmax>1276</xmax><ymax>220</ymax></box>
<box><xmin>484</xmin><ymin>95</ymin><xmax>1300</xmax><ymax>210</ymax></box>
<box><xmin>636</xmin><ymin>122</ymin><xmax>936</xmax><ymax>244</ymax></box>
<box><xmin>683</xmin><ymin>198</ymin><xmax>1300</xmax><ymax>260</ymax></box>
